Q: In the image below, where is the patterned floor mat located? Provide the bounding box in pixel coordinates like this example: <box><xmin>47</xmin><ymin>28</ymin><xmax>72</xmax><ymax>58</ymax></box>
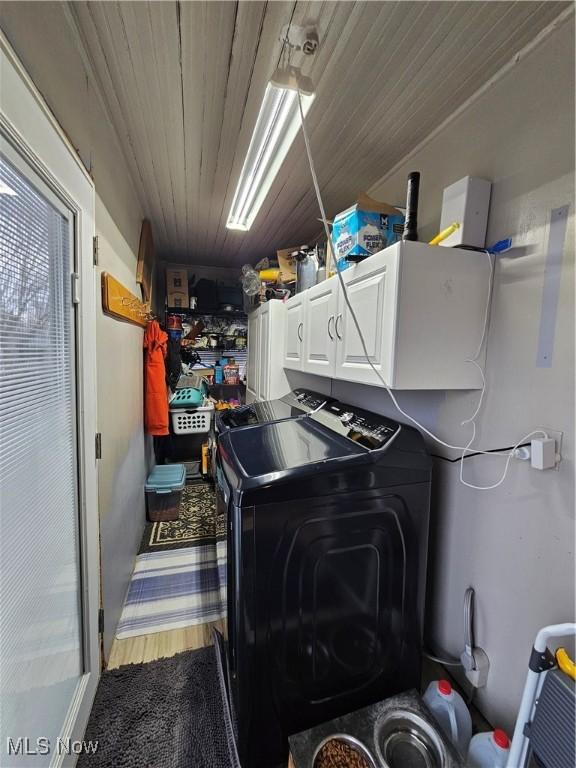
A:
<box><xmin>116</xmin><ymin>545</ymin><xmax>226</xmax><ymax>639</ymax></box>
<box><xmin>139</xmin><ymin>482</ymin><xmax>225</xmax><ymax>554</ymax></box>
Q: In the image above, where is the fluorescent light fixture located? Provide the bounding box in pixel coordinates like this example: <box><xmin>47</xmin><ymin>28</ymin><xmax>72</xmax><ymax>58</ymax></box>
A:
<box><xmin>226</xmin><ymin>83</ymin><xmax>314</xmax><ymax>231</ymax></box>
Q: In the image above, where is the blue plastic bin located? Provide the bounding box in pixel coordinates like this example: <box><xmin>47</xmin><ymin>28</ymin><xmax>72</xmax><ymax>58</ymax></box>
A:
<box><xmin>145</xmin><ymin>464</ymin><xmax>186</xmax><ymax>522</ymax></box>
<box><xmin>170</xmin><ymin>387</ymin><xmax>204</xmax><ymax>408</ymax></box>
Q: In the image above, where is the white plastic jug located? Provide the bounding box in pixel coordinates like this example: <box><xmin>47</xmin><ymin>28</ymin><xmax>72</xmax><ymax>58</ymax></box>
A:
<box><xmin>423</xmin><ymin>679</ymin><xmax>472</xmax><ymax>757</ymax></box>
<box><xmin>467</xmin><ymin>729</ymin><xmax>510</xmax><ymax>767</ymax></box>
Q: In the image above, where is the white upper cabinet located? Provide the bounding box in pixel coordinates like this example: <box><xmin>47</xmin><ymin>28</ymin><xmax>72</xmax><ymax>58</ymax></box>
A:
<box><xmin>335</xmin><ymin>248</ymin><xmax>399</xmax><ymax>386</ymax></box>
<box><xmin>247</xmin><ymin>300</ymin><xmax>289</xmax><ymax>402</ymax></box>
<box><xmin>261</xmin><ymin>300</ymin><xmax>289</xmax><ymax>400</ymax></box>
<box><xmin>283</xmin><ymin>242</ymin><xmax>488</xmax><ymax>390</ymax></box>
<box><xmin>258</xmin><ymin>302</ymin><xmax>271</xmax><ymax>400</ymax></box>
<box><xmin>302</xmin><ymin>279</ymin><xmax>339</xmax><ymax>376</ymax></box>
<box><xmin>246</xmin><ymin>309</ymin><xmax>260</xmax><ymax>402</ymax></box>
<box><xmin>283</xmin><ymin>293</ymin><xmax>305</xmax><ymax>371</ymax></box>
<box><xmin>387</xmin><ymin>241</ymin><xmax>487</xmax><ymax>389</ymax></box>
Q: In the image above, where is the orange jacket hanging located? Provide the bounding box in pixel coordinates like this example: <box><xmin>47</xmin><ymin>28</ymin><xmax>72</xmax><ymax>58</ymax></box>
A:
<box><xmin>144</xmin><ymin>320</ymin><xmax>169</xmax><ymax>436</ymax></box>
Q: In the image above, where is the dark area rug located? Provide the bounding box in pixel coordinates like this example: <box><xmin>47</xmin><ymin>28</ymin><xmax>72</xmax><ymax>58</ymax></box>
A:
<box><xmin>78</xmin><ymin>647</ymin><xmax>235</xmax><ymax>768</ymax></box>
<box><xmin>139</xmin><ymin>482</ymin><xmax>224</xmax><ymax>554</ymax></box>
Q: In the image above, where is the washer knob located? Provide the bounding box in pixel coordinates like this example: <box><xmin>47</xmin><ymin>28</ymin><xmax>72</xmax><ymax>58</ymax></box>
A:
<box><xmin>340</xmin><ymin>412</ymin><xmax>354</xmax><ymax>424</ymax></box>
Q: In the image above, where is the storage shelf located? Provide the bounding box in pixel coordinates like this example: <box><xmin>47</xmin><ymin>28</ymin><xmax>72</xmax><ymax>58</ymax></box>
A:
<box><xmin>210</xmin><ymin>381</ymin><xmax>246</xmax><ymax>388</ymax></box>
<box><xmin>166</xmin><ymin>307</ymin><xmax>247</xmax><ymax>319</ymax></box>
<box><xmin>182</xmin><ymin>345</ymin><xmax>247</xmax><ymax>352</ymax></box>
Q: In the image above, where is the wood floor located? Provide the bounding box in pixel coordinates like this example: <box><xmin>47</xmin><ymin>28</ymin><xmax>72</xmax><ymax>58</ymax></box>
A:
<box><xmin>107</xmin><ymin>618</ymin><xmax>226</xmax><ymax>669</ymax></box>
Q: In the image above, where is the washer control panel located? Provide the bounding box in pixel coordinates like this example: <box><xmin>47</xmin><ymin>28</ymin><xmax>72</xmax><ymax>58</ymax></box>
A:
<box><xmin>282</xmin><ymin>388</ymin><xmax>332</xmax><ymax>412</ymax></box>
<box><xmin>311</xmin><ymin>401</ymin><xmax>400</xmax><ymax>450</ymax></box>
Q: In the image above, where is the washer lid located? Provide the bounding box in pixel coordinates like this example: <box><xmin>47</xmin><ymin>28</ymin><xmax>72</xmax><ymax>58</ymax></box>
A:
<box><xmin>218</xmin><ymin>388</ymin><xmax>332</xmax><ymax>429</ymax></box>
<box><xmin>218</xmin><ymin>398</ymin><xmax>300</xmax><ymax>429</ymax></box>
<box><xmin>226</xmin><ymin>417</ymin><xmax>366</xmax><ymax>478</ymax></box>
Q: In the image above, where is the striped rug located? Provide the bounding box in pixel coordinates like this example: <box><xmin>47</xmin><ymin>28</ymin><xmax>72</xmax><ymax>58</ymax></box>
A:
<box><xmin>116</xmin><ymin>543</ymin><xmax>226</xmax><ymax>639</ymax></box>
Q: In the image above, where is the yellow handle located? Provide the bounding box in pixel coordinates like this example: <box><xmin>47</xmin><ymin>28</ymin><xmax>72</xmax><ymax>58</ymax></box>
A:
<box><xmin>556</xmin><ymin>647</ymin><xmax>576</xmax><ymax>680</ymax></box>
<box><xmin>259</xmin><ymin>268</ymin><xmax>280</xmax><ymax>283</ymax></box>
<box><xmin>429</xmin><ymin>222</ymin><xmax>460</xmax><ymax>246</ymax></box>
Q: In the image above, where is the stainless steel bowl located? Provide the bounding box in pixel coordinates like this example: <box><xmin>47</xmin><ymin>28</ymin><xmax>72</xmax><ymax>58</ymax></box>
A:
<box><xmin>375</xmin><ymin>710</ymin><xmax>448</xmax><ymax>768</ymax></box>
<box><xmin>313</xmin><ymin>734</ymin><xmax>379</xmax><ymax>768</ymax></box>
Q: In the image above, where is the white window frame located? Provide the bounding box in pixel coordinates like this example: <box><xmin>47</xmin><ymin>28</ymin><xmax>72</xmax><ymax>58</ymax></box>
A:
<box><xmin>0</xmin><ymin>30</ymin><xmax>100</xmax><ymax>765</ymax></box>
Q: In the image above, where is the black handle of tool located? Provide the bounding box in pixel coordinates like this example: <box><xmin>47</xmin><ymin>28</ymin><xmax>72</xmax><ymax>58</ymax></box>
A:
<box><xmin>402</xmin><ymin>171</ymin><xmax>420</xmax><ymax>241</ymax></box>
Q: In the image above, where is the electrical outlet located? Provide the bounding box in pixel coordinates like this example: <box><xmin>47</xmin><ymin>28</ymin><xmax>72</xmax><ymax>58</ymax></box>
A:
<box><xmin>537</xmin><ymin>428</ymin><xmax>563</xmax><ymax>470</ymax></box>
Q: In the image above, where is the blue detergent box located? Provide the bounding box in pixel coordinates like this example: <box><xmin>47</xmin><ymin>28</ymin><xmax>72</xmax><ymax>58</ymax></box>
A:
<box><xmin>332</xmin><ymin>197</ymin><xmax>404</xmax><ymax>272</ymax></box>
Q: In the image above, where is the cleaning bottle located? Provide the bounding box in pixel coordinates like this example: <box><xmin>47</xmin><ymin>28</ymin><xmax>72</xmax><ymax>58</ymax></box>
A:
<box><xmin>467</xmin><ymin>729</ymin><xmax>510</xmax><ymax>767</ymax></box>
<box><xmin>423</xmin><ymin>679</ymin><xmax>472</xmax><ymax>757</ymax></box>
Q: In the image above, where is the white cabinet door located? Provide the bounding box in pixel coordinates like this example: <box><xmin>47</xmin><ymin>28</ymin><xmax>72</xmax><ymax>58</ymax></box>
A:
<box><xmin>335</xmin><ymin>250</ymin><xmax>399</xmax><ymax>386</ymax></box>
<box><xmin>265</xmin><ymin>301</ymin><xmax>289</xmax><ymax>399</ymax></box>
<box><xmin>283</xmin><ymin>294</ymin><xmax>305</xmax><ymax>370</ymax></box>
<box><xmin>258</xmin><ymin>303</ymin><xmax>270</xmax><ymax>399</ymax></box>
<box><xmin>246</xmin><ymin>309</ymin><xmax>260</xmax><ymax>400</ymax></box>
<box><xmin>302</xmin><ymin>278</ymin><xmax>338</xmax><ymax>376</ymax></box>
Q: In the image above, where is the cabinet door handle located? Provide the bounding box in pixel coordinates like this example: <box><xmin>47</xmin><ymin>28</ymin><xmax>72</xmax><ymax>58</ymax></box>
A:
<box><xmin>297</xmin><ymin>322</ymin><xmax>303</xmax><ymax>342</ymax></box>
<box><xmin>327</xmin><ymin>315</ymin><xmax>334</xmax><ymax>340</ymax></box>
<box><xmin>335</xmin><ymin>313</ymin><xmax>343</xmax><ymax>339</ymax></box>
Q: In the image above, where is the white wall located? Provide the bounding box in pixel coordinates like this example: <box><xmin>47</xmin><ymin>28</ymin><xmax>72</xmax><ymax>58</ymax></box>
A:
<box><xmin>291</xmin><ymin>15</ymin><xmax>575</xmax><ymax>731</ymax></box>
<box><xmin>0</xmin><ymin>3</ymin><xmax>149</xmax><ymax>658</ymax></box>
<box><xmin>95</xmin><ymin>197</ymin><xmax>149</xmax><ymax>656</ymax></box>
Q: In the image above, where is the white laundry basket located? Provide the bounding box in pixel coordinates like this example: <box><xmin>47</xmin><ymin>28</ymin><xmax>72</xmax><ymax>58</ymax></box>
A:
<box><xmin>170</xmin><ymin>403</ymin><xmax>214</xmax><ymax>435</ymax></box>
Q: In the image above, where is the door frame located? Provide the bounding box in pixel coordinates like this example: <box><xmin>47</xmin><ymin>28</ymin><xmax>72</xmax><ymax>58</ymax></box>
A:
<box><xmin>0</xmin><ymin>31</ymin><xmax>100</xmax><ymax>765</ymax></box>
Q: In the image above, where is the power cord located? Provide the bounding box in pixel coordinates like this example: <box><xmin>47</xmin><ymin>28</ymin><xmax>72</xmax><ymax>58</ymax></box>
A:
<box><xmin>296</xmin><ymin>90</ymin><xmax>547</xmax><ymax>491</ymax></box>
<box><xmin>431</xmin><ymin>442</ymin><xmax>530</xmax><ymax>462</ymax></box>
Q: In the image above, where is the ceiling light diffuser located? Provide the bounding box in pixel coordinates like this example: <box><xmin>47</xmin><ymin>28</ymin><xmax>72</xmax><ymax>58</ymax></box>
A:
<box><xmin>226</xmin><ymin>83</ymin><xmax>314</xmax><ymax>231</ymax></box>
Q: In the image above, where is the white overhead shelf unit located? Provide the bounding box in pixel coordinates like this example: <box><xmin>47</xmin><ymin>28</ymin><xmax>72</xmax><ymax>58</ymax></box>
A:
<box><xmin>246</xmin><ymin>299</ymin><xmax>289</xmax><ymax>403</ymax></box>
<box><xmin>282</xmin><ymin>241</ymin><xmax>490</xmax><ymax>390</ymax></box>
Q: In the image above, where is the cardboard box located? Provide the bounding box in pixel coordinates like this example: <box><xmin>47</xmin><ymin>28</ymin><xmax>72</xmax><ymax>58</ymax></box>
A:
<box><xmin>166</xmin><ymin>268</ymin><xmax>188</xmax><ymax>291</ymax></box>
<box><xmin>276</xmin><ymin>247</ymin><xmax>298</xmax><ymax>283</ymax></box>
<box><xmin>332</xmin><ymin>194</ymin><xmax>404</xmax><ymax>271</ymax></box>
<box><xmin>167</xmin><ymin>290</ymin><xmax>188</xmax><ymax>309</ymax></box>
<box><xmin>166</xmin><ymin>268</ymin><xmax>189</xmax><ymax>307</ymax></box>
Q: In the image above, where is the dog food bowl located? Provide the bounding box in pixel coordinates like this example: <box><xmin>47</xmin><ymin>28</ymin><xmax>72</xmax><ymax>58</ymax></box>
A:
<box><xmin>375</xmin><ymin>710</ymin><xmax>447</xmax><ymax>768</ymax></box>
<box><xmin>313</xmin><ymin>734</ymin><xmax>378</xmax><ymax>768</ymax></box>
<box><xmin>289</xmin><ymin>690</ymin><xmax>464</xmax><ymax>768</ymax></box>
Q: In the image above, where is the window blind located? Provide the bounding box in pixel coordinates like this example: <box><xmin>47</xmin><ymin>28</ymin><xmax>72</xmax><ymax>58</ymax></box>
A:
<box><xmin>0</xmin><ymin>152</ymin><xmax>83</xmax><ymax>765</ymax></box>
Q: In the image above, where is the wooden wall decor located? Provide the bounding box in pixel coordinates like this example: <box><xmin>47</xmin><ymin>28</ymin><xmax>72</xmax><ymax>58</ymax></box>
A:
<box><xmin>102</xmin><ymin>272</ymin><xmax>149</xmax><ymax>328</ymax></box>
<box><xmin>136</xmin><ymin>219</ymin><xmax>154</xmax><ymax>304</ymax></box>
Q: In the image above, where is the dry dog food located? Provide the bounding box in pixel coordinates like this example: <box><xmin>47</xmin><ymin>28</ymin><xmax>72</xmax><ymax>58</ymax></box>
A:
<box><xmin>314</xmin><ymin>738</ymin><xmax>372</xmax><ymax>768</ymax></box>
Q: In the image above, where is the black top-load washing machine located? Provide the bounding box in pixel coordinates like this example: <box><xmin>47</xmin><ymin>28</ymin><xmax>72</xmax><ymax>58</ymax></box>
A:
<box><xmin>215</xmin><ymin>400</ymin><xmax>432</xmax><ymax>768</ymax></box>
<box><xmin>214</xmin><ymin>388</ymin><xmax>333</xmax><ymax>433</ymax></box>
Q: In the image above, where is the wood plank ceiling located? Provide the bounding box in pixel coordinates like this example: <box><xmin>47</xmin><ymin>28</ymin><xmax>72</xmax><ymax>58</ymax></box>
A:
<box><xmin>70</xmin><ymin>0</ymin><xmax>567</xmax><ymax>266</ymax></box>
